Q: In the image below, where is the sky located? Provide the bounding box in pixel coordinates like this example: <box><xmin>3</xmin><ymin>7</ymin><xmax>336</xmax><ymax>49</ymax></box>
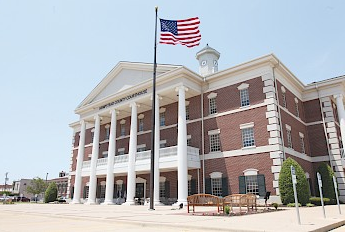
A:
<box><xmin>0</xmin><ymin>0</ymin><xmax>344</xmax><ymax>184</ymax></box>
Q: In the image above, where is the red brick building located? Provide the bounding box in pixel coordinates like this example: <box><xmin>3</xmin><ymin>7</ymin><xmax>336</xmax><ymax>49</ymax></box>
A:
<box><xmin>68</xmin><ymin>45</ymin><xmax>345</xmax><ymax>205</ymax></box>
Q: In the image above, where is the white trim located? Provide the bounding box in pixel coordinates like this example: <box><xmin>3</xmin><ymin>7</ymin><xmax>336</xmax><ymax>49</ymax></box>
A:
<box><xmin>237</xmin><ymin>83</ymin><xmax>250</xmax><ymax>90</ymax></box>
<box><xmin>100</xmin><ymin>181</ymin><xmax>106</xmax><ymax>186</ymax></box>
<box><xmin>136</xmin><ymin>177</ymin><xmax>146</xmax><ymax>183</ymax></box>
<box><xmin>138</xmin><ymin>114</ymin><xmax>144</xmax><ymax>119</ymax></box>
<box><xmin>160</xmin><ymin>140</ymin><xmax>167</xmax><ymax>144</ymax></box>
<box><xmin>207</xmin><ymin>92</ymin><xmax>218</xmax><ymax>99</ymax></box>
<box><xmin>120</xmin><ymin>119</ymin><xmax>126</xmax><ymax>124</ymax></box>
<box><xmin>105</xmin><ymin>124</ymin><xmax>110</xmax><ymax>128</ymax></box>
<box><xmin>159</xmin><ymin>176</ymin><xmax>166</xmax><ymax>182</ymax></box>
<box><xmin>86</xmin><ymin>182</ymin><xmax>90</xmax><ymax>186</ymax></box>
<box><xmin>294</xmin><ymin>97</ymin><xmax>299</xmax><ymax>103</ymax></box>
<box><xmin>281</xmin><ymin>86</ymin><xmax>286</xmax><ymax>93</ymax></box>
<box><xmin>285</xmin><ymin>124</ymin><xmax>291</xmax><ymax>131</ymax></box>
<box><xmin>185</xmin><ymin>101</ymin><xmax>190</xmax><ymax>106</ymax></box>
<box><xmin>159</xmin><ymin>107</ymin><xmax>166</xmax><ymax>113</ymax></box>
<box><xmin>91</xmin><ymin>128</ymin><xmax>95</xmax><ymax>132</ymax></box>
<box><xmin>187</xmin><ymin>175</ymin><xmax>192</xmax><ymax>181</ymax></box>
<box><xmin>299</xmin><ymin>132</ymin><xmax>304</xmax><ymax>138</ymax></box>
<box><xmin>305</xmin><ymin>172</ymin><xmax>310</xmax><ymax>179</ymax></box>
<box><xmin>137</xmin><ymin>144</ymin><xmax>146</xmax><ymax>149</ymax></box>
<box><xmin>208</xmin><ymin>129</ymin><xmax>220</xmax><ymax>135</ymax></box>
<box><xmin>239</xmin><ymin>122</ymin><xmax>254</xmax><ymax>129</ymax></box>
<box><xmin>116</xmin><ymin>180</ymin><xmax>123</xmax><ymax>185</ymax></box>
<box><xmin>243</xmin><ymin>168</ymin><xmax>259</xmax><ymax>176</ymax></box>
<box><xmin>118</xmin><ymin>148</ymin><xmax>125</xmax><ymax>152</ymax></box>
<box><xmin>187</xmin><ymin>135</ymin><xmax>191</xmax><ymax>139</ymax></box>
<box><xmin>209</xmin><ymin>172</ymin><xmax>222</xmax><ymax>179</ymax></box>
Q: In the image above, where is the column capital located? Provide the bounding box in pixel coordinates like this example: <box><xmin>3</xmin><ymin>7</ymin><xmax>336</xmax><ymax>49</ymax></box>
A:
<box><xmin>333</xmin><ymin>93</ymin><xmax>344</xmax><ymax>100</ymax></box>
<box><xmin>150</xmin><ymin>94</ymin><xmax>162</xmax><ymax>101</ymax></box>
<box><xmin>79</xmin><ymin>119</ymin><xmax>86</xmax><ymax>125</ymax></box>
<box><xmin>109</xmin><ymin>109</ymin><xmax>119</xmax><ymax>115</ymax></box>
<box><xmin>175</xmin><ymin>85</ymin><xmax>188</xmax><ymax>92</ymax></box>
<box><xmin>129</xmin><ymin>102</ymin><xmax>140</xmax><ymax>108</ymax></box>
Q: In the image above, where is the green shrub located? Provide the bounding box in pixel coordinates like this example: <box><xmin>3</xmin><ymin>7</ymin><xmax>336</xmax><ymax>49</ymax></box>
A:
<box><xmin>224</xmin><ymin>206</ymin><xmax>230</xmax><ymax>215</ymax></box>
<box><xmin>306</xmin><ymin>203</ymin><xmax>315</xmax><ymax>207</ymax></box>
<box><xmin>44</xmin><ymin>182</ymin><xmax>57</xmax><ymax>203</ymax></box>
<box><xmin>309</xmin><ymin>197</ymin><xmax>334</xmax><ymax>206</ymax></box>
<box><xmin>278</xmin><ymin>158</ymin><xmax>310</xmax><ymax>205</ymax></box>
<box><xmin>272</xmin><ymin>203</ymin><xmax>279</xmax><ymax>210</ymax></box>
<box><xmin>287</xmin><ymin>203</ymin><xmax>301</xmax><ymax>207</ymax></box>
<box><xmin>315</xmin><ymin>163</ymin><xmax>337</xmax><ymax>200</ymax></box>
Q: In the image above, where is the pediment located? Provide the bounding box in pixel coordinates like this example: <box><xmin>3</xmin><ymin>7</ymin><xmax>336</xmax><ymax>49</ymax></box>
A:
<box><xmin>77</xmin><ymin>62</ymin><xmax>180</xmax><ymax>109</ymax></box>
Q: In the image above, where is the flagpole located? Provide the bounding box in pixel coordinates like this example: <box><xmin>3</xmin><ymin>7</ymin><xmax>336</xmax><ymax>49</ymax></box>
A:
<box><xmin>149</xmin><ymin>6</ymin><xmax>158</xmax><ymax>211</ymax></box>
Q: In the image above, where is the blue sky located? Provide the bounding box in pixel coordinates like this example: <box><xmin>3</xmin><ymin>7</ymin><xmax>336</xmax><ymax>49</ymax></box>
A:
<box><xmin>0</xmin><ymin>0</ymin><xmax>344</xmax><ymax>184</ymax></box>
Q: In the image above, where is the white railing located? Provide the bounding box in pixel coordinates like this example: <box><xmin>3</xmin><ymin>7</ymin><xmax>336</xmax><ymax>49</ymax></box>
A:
<box><xmin>81</xmin><ymin>145</ymin><xmax>200</xmax><ymax>169</ymax></box>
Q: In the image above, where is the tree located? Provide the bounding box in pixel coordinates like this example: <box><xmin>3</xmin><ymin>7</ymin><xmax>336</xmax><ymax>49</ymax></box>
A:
<box><xmin>44</xmin><ymin>182</ymin><xmax>58</xmax><ymax>203</ymax></box>
<box><xmin>26</xmin><ymin>177</ymin><xmax>47</xmax><ymax>198</ymax></box>
<box><xmin>278</xmin><ymin>157</ymin><xmax>310</xmax><ymax>205</ymax></box>
<box><xmin>315</xmin><ymin>163</ymin><xmax>336</xmax><ymax>201</ymax></box>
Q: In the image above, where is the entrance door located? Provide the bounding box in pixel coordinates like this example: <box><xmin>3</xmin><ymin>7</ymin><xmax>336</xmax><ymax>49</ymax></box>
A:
<box><xmin>135</xmin><ymin>183</ymin><xmax>144</xmax><ymax>198</ymax></box>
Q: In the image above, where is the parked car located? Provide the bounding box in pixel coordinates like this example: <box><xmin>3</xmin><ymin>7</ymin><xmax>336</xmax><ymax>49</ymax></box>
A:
<box><xmin>15</xmin><ymin>197</ymin><xmax>30</xmax><ymax>202</ymax></box>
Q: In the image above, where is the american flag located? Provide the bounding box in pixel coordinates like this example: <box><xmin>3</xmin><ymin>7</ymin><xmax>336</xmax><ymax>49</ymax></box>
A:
<box><xmin>159</xmin><ymin>17</ymin><xmax>201</xmax><ymax>48</ymax></box>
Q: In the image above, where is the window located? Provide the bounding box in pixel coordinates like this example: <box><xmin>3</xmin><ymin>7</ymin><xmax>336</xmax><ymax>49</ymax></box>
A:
<box><xmin>282</xmin><ymin>93</ymin><xmax>287</xmax><ymax>108</ymax></box>
<box><xmin>100</xmin><ymin>183</ymin><xmax>106</xmax><ymax>198</ymax></box>
<box><xmin>211</xmin><ymin>178</ymin><xmax>222</xmax><ymax>197</ymax></box>
<box><xmin>91</xmin><ymin>131</ymin><xmax>94</xmax><ymax>143</ymax></box>
<box><xmin>242</xmin><ymin>127</ymin><xmax>255</xmax><ymax>147</ymax></box>
<box><xmin>84</xmin><ymin>186</ymin><xmax>89</xmax><ymax>198</ymax></box>
<box><xmin>245</xmin><ymin>175</ymin><xmax>259</xmax><ymax>195</ymax></box>
<box><xmin>287</xmin><ymin>129</ymin><xmax>293</xmax><ymax>148</ymax></box>
<box><xmin>188</xmin><ymin>180</ymin><xmax>192</xmax><ymax>196</ymax></box>
<box><xmin>209</xmin><ymin>134</ymin><xmax>221</xmax><ymax>152</ymax></box>
<box><xmin>116</xmin><ymin>183</ymin><xmax>122</xmax><ymax>197</ymax></box>
<box><xmin>160</xmin><ymin>112</ymin><xmax>165</xmax><ymax>126</ymax></box>
<box><xmin>102</xmin><ymin>151</ymin><xmax>108</xmax><ymax>158</ymax></box>
<box><xmin>187</xmin><ymin>138</ymin><xmax>192</xmax><ymax>146</ymax></box>
<box><xmin>209</xmin><ymin>97</ymin><xmax>217</xmax><ymax>114</ymax></box>
<box><xmin>240</xmin><ymin>88</ymin><xmax>250</xmax><ymax>107</ymax></box>
<box><xmin>120</xmin><ymin>124</ymin><xmax>126</xmax><ymax>136</ymax></box>
<box><xmin>138</xmin><ymin>119</ymin><xmax>144</xmax><ymax>132</ymax></box>
<box><xmin>295</xmin><ymin>98</ymin><xmax>300</xmax><ymax>117</ymax></box>
<box><xmin>105</xmin><ymin>125</ymin><xmax>110</xmax><ymax>140</ymax></box>
<box><xmin>299</xmin><ymin>133</ymin><xmax>305</xmax><ymax>154</ymax></box>
<box><xmin>159</xmin><ymin>182</ymin><xmax>165</xmax><ymax>198</ymax></box>
<box><xmin>186</xmin><ymin>105</ymin><xmax>190</xmax><ymax>120</ymax></box>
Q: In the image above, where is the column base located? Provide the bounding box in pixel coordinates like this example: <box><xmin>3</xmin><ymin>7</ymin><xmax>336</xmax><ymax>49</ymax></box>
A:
<box><xmin>85</xmin><ymin>201</ymin><xmax>98</xmax><ymax>205</ymax></box>
<box><xmin>122</xmin><ymin>200</ymin><xmax>136</xmax><ymax>206</ymax></box>
<box><xmin>69</xmin><ymin>199</ymin><xmax>82</xmax><ymax>204</ymax></box>
<box><xmin>101</xmin><ymin>200</ymin><xmax>115</xmax><ymax>205</ymax></box>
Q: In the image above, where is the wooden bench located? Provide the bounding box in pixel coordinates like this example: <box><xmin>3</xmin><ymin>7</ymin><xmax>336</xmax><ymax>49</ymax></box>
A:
<box><xmin>187</xmin><ymin>194</ymin><xmax>222</xmax><ymax>213</ymax></box>
<box><xmin>222</xmin><ymin>193</ymin><xmax>257</xmax><ymax>214</ymax></box>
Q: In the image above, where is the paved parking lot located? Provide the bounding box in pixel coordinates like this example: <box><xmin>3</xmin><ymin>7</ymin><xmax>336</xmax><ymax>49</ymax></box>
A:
<box><xmin>0</xmin><ymin>203</ymin><xmax>344</xmax><ymax>232</ymax></box>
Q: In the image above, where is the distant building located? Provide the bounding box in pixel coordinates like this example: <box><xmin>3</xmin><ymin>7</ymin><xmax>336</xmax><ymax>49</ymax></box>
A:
<box><xmin>68</xmin><ymin>45</ymin><xmax>345</xmax><ymax>205</ymax></box>
<box><xmin>12</xmin><ymin>179</ymin><xmax>32</xmax><ymax>197</ymax></box>
<box><xmin>0</xmin><ymin>184</ymin><xmax>12</xmax><ymax>194</ymax></box>
<box><xmin>48</xmin><ymin>171</ymin><xmax>68</xmax><ymax>198</ymax></box>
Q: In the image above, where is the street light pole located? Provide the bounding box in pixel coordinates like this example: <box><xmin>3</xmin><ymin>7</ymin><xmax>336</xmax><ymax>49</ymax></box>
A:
<box><xmin>4</xmin><ymin>172</ymin><xmax>9</xmax><ymax>195</ymax></box>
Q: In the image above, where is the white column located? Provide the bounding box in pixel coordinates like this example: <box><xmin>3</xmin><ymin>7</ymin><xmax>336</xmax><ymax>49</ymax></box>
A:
<box><xmin>123</xmin><ymin>102</ymin><xmax>137</xmax><ymax>205</ymax></box>
<box><xmin>175</xmin><ymin>86</ymin><xmax>188</xmax><ymax>206</ymax></box>
<box><xmin>334</xmin><ymin>94</ymin><xmax>345</xmax><ymax>150</ymax></box>
<box><xmin>71</xmin><ymin>119</ymin><xmax>86</xmax><ymax>204</ymax></box>
<box><xmin>86</xmin><ymin>115</ymin><xmax>101</xmax><ymax>205</ymax></box>
<box><xmin>153</xmin><ymin>95</ymin><xmax>162</xmax><ymax>205</ymax></box>
<box><xmin>103</xmin><ymin>109</ymin><xmax>117</xmax><ymax>205</ymax></box>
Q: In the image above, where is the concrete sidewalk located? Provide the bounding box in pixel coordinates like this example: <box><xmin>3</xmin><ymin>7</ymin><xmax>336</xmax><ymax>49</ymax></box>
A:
<box><xmin>0</xmin><ymin>203</ymin><xmax>344</xmax><ymax>232</ymax></box>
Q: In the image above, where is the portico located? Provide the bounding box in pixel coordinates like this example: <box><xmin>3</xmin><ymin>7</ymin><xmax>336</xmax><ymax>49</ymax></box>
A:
<box><xmin>70</xmin><ymin>62</ymin><xmax>203</xmax><ymax>205</ymax></box>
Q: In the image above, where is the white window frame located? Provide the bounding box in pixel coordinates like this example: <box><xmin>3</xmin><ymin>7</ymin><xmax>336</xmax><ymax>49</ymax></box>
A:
<box><xmin>137</xmin><ymin>144</ymin><xmax>146</xmax><ymax>152</ymax></box>
<box><xmin>105</xmin><ymin>124</ymin><xmax>110</xmax><ymax>140</ymax></box>
<box><xmin>294</xmin><ymin>98</ymin><xmax>300</xmax><ymax>118</ymax></box>
<box><xmin>159</xmin><ymin>112</ymin><xmax>165</xmax><ymax>126</ymax></box>
<box><xmin>120</xmin><ymin>124</ymin><xmax>126</xmax><ymax>136</ymax></box>
<box><xmin>210</xmin><ymin>172</ymin><xmax>222</xmax><ymax>197</ymax></box>
<box><xmin>102</xmin><ymin>151</ymin><xmax>108</xmax><ymax>158</ymax></box>
<box><xmin>299</xmin><ymin>132</ymin><xmax>305</xmax><ymax>154</ymax></box>
<box><xmin>240</xmin><ymin>123</ymin><xmax>255</xmax><ymax>148</ymax></box>
<box><xmin>208</xmin><ymin>129</ymin><xmax>221</xmax><ymax>152</ymax></box>
<box><xmin>117</xmin><ymin>148</ymin><xmax>125</xmax><ymax>155</ymax></box>
<box><xmin>281</xmin><ymin>86</ymin><xmax>287</xmax><ymax>108</ymax></box>
<box><xmin>160</xmin><ymin>140</ymin><xmax>166</xmax><ymax>148</ymax></box>
<box><xmin>286</xmin><ymin>125</ymin><xmax>293</xmax><ymax>148</ymax></box>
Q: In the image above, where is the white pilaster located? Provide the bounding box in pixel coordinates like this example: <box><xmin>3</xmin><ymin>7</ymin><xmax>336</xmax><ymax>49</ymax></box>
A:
<box><xmin>153</xmin><ymin>95</ymin><xmax>163</xmax><ymax>205</ymax></box>
<box><xmin>103</xmin><ymin>109</ymin><xmax>117</xmax><ymax>205</ymax></box>
<box><xmin>334</xmin><ymin>94</ymin><xmax>345</xmax><ymax>150</ymax></box>
<box><xmin>175</xmin><ymin>86</ymin><xmax>188</xmax><ymax>206</ymax></box>
<box><xmin>123</xmin><ymin>103</ymin><xmax>138</xmax><ymax>205</ymax></box>
<box><xmin>86</xmin><ymin>115</ymin><xmax>101</xmax><ymax>205</ymax></box>
<box><xmin>71</xmin><ymin>119</ymin><xmax>86</xmax><ymax>204</ymax></box>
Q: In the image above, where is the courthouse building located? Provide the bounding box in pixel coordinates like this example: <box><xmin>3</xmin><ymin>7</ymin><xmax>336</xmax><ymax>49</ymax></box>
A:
<box><xmin>68</xmin><ymin>45</ymin><xmax>345</xmax><ymax>205</ymax></box>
